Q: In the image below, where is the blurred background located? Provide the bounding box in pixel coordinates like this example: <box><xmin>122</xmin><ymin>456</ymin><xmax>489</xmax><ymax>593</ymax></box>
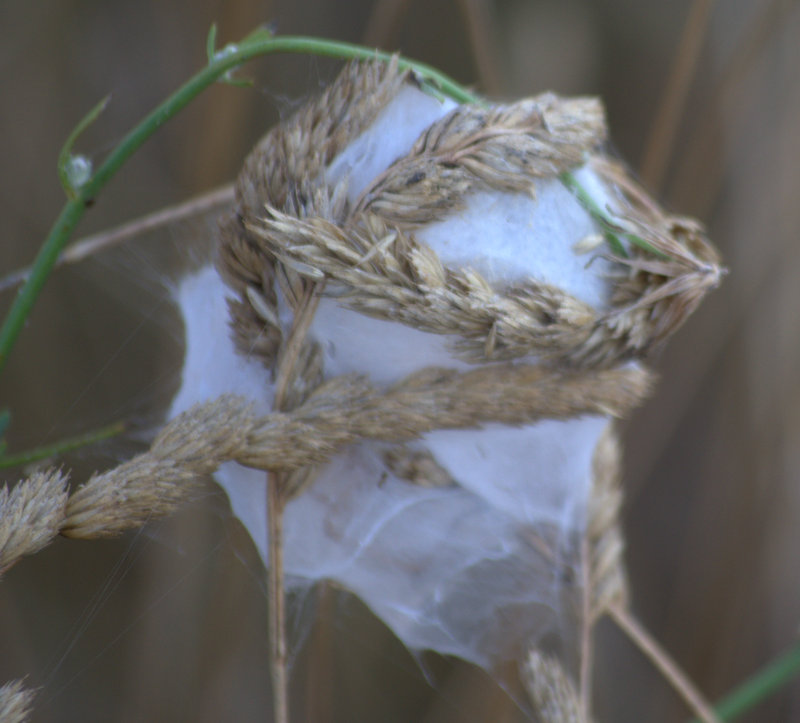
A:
<box><xmin>1</xmin><ymin>0</ymin><xmax>799</xmax><ymax>720</ymax></box>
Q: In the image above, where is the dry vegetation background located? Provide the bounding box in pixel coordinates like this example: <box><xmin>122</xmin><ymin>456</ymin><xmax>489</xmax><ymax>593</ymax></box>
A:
<box><xmin>1</xmin><ymin>0</ymin><xmax>799</xmax><ymax>720</ymax></box>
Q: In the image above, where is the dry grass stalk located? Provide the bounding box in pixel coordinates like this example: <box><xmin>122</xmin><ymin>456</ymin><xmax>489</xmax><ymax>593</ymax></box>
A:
<box><xmin>266</xmin><ymin>469</ymin><xmax>289</xmax><ymax>723</ymax></box>
<box><xmin>575</xmin><ymin>425</ymin><xmax>628</xmax><ymax>717</ymax></box>
<box><xmin>350</xmin><ymin>93</ymin><xmax>606</xmax><ymax>225</ymax></box>
<box><xmin>0</xmin><ymin>184</ymin><xmax>235</xmax><ymax>294</ymax></box>
<box><xmin>0</xmin><ymin>681</ymin><xmax>34</xmax><ymax>723</ymax></box>
<box><xmin>61</xmin><ymin>393</ymin><xmax>252</xmax><ymax>538</ymax></box>
<box><xmin>608</xmin><ymin>604</ymin><xmax>721</xmax><ymax>723</ymax></box>
<box><xmin>262</xmin><ymin>277</ymin><xmax>324</xmax><ymax>723</ymax></box>
<box><xmin>586</xmin><ymin>426</ymin><xmax>629</xmax><ymax>621</ymax></box>
<box><xmin>239</xmin><ymin>363</ymin><xmax>651</xmax><ymax>471</ymax></box>
<box><xmin>247</xmin><ymin>208</ymin><xmax>598</xmax><ymax>364</ymax></box>
<box><xmin>573</xmin><ymin>425</ymin><xmax>720</xmax><ymax>723</ymax></box>
<box><xmin>567</xmin><ymin>419</ymin><xmax>718</xmax><ymax>722</ymax></box>
<box><xmin>0</xmin><ymin>358</ymin><xmax>651</xmax><ymax>576</ymax></box>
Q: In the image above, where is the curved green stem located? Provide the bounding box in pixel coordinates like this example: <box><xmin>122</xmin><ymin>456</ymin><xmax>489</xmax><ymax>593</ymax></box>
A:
<box><xmin>0</xmin><ymin>420</ymin><xmax>125</xmax><ymax>470</ymax></box>
<box><xmin>0</xmin><ymin>33</ymin><xmax>478</xmax><ymax>376</ymax></box>
<box><xmin>0</xmin><ymin>29</ymin><xmax>644</xmax><ymax>376</ymax></box>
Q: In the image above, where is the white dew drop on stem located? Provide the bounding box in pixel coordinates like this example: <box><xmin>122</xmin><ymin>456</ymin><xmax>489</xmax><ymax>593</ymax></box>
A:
<box><xmin>170</xmin><ymin>78</ymin><xmax>617</xmax><ymax>671</ymax></box>
<box><xmin>64</xmin><ymin>154</ymin><xmax>93</xmax><ymax>194</ymax></box>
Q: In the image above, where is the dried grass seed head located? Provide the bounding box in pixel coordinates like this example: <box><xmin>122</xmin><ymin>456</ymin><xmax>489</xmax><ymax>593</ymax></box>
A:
<box><xmin>219</xmin><ymin>58</ymin><xmax>722</xmax><ymax>373</ymax></box>
<box><xmin>167</xmin><ymin>58</ymin><xmax>722</xmax><ymax>675</ymax></box>
<box><xmin>0</xmin><ymin>470</ymin><xmax>68</xmax><ymax>575</ymax></box>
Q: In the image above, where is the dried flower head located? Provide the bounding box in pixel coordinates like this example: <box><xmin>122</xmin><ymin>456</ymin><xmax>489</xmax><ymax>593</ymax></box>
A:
<box><xmin>165</xmin><ymin>57</ymin><xmax>722</xmax><ymax>678</ymax></box>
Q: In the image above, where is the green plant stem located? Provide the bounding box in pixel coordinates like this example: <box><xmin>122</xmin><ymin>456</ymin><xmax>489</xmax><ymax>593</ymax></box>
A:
<box><xmin>689</xmin><ymin>640</ymin><xmax>800</xmax><ymax>722</ymax></box>
<box><xmin>0</xmin><ymin>35</ymin><xmax>478</xmax><ymax>377</ymax></box>
<box><xmin>559</xmin><ymin>171</ymin><xmax>628</xmax><ymax>258</ymax></box>
<box><xmin>559</xmin><ymin>170</ymin><xmax>670</xmax><ymax>260</ymax></box>
<box><xmin>0</xmin><ymin>420</ymin><xmax>125</xmax><ymax>470</ymax></box>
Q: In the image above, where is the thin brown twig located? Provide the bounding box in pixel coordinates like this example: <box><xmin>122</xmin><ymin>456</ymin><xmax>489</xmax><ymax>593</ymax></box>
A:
<box><xmin>267</xmin><ymin>469</ymin><xmax>289</xmax><ymax>723</ymax></box>
<box><xmin>608</xmin><ymin>603</ymin><xmax>721</xmax><ymax>723</ymax></box>
<box><xmin>639</xmin><ymin>0</ymin><xmax>717</xmax><ymax>190</ymax></box>
<box><xmin>0</xmin><ymin>184</ymin><xmax>235</xmax><ymax>293</ymax></box>
<box><xmin>265</xmin><ymin>281</ymin><xmax>323</xmax><ymax>723</ymax></box>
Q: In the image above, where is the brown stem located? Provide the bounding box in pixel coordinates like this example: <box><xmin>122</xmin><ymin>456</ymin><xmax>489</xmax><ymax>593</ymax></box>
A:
<box><xmin>265</xmin><ymin>280</ymin><xmax>323</xmax><ymax>723</ymax></box>
<box><xmin>0</xmin><ymin>184</ymin><xmax>235</xmax><ymax>293</ymax></box>
<box><xmin>267</xmin><ymin>471</ymin><xmax>289</xmax><ymax>723</ymax></box>
<box><xmin>608</xmin><ymin>603</ymin><xmax>720</xmax><ymax>723</ymax></box>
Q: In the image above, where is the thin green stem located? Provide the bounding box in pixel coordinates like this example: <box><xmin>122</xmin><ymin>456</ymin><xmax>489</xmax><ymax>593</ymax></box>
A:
<box><xmin>0</xmin><ymin>420</ymin><xmax>125</xmax><ymax>470</ymax></box>
<box><xmin>0</xmin><ymin>29</ymin><xmax>647</xmax><ymax>377</ymax></box>
<box><xmin>689</xmin><ymin>640</ymin><xmax>800</xmax><ymax>722</ymax></box>
<box><xmin>560</xmin><ymin>170</ymin><xmax>670</xmax><ymax>260</ymax></box>
<box><xmin>0</xmin><ymin>33</ymin><xmax>478</xmax><ymax>376</ymax></box>
<box><xmin>559</xmin><ymin>171</ymin><xmax>629</xmax><ymax>258</ymax></box>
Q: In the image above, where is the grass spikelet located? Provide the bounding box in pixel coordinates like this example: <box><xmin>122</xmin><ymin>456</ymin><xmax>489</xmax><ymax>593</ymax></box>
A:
<box><xmin>0</xmin><ymin>470</ymin><xmax>68</xmax><ymax>576</ymax></box>
<box><xmin>0</xmin><ymin>680</ymin><xmax>35</xmax><ymax>723</ymax></box>
<box><xmin>61</xmin><ymin>397</ymin><xmax>255</xmax><ymax>538</ymax></box>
